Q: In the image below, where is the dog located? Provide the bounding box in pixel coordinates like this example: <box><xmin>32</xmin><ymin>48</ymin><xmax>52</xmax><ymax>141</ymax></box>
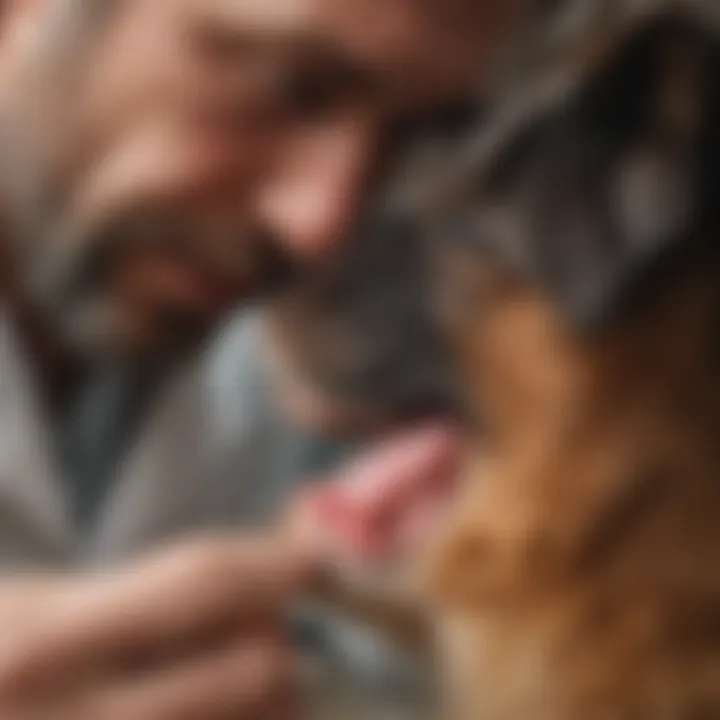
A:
<box><xmin>272</xmin><ymin>2</ymin><xmax>720</xmax><ymax>718</ymax></box>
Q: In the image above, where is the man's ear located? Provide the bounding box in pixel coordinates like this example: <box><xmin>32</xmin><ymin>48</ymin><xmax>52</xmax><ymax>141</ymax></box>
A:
<box><xmin>467</xmin><ymin>10</ymin><xmax>720</xmax><ymax>329</ymax></box>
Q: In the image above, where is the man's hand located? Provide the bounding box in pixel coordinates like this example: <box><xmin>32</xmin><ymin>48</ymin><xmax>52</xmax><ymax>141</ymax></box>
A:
<box><xmin>0</xmin><ymin>426</ymin><xmax>459</xmax><ymax>720</ymax></box>
<box><xmin>0</xmin><ymin>538</ymin><xmax>312</xmax><ymax>720</ymax></box>
<box><xmin>286</xmin><ymin>424</ymin><xmax>462</xmax><ymax>659</ymax></box>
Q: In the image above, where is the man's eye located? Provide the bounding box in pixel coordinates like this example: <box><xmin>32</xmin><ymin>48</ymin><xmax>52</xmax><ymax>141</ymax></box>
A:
<box><xmin>278</xmin><ymin>70</ymin><xmax>345</xmax><ymax>120</ymax></box>
<box><xmin>275</xmin><ymin>57</ymin><xmax>377</xmax><ymax>121</ymax></box>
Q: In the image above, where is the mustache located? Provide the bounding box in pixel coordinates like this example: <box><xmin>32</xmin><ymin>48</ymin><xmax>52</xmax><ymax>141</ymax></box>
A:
<box><xmin>52</xmin><ymin>210</ymin><xmax>303</xmax><ymax>305</ymax></box>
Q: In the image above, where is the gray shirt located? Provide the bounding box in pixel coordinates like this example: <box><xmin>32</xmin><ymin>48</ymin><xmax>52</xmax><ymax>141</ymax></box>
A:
<box><xmin>34</xmin><ymin>311</ymin><xmax>427</xmax><ymax>718</ymax></box>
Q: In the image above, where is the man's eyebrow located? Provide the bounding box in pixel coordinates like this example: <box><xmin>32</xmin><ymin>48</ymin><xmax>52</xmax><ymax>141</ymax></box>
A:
<box><xmin>192</xmin><ymin>23</ymin><xmax>386</xmax><ymax>97</ymax></box>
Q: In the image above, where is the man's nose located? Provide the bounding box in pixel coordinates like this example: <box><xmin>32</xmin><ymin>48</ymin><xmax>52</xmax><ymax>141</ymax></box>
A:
<box><xmin>256</xmin><ymin>117</ymin><xmax>377</xmax><ymax>260</ymax></box>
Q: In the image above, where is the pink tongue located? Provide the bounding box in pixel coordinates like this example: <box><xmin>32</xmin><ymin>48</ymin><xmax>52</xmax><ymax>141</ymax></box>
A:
<box><xmin>299</xmin><ymin>424</ymin><xmax>462</xmax><ymax>564</ymax></box>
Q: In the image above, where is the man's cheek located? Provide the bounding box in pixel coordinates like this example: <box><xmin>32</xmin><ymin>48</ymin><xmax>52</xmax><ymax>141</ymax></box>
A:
<box><xmin>69</xmin><ymin>119</ymin><xmax>235</xmax><ymax>236</ymax></box>
<box><xmin>79</xmin><ymin>1</ymin><xmax>186</xmax><ymax>131</ymax></box>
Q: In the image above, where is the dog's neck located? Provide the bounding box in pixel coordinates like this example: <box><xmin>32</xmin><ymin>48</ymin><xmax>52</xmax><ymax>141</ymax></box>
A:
<box><xmin>424</xmin><ymin>259</ymin><xmax>720</xmax><ymax>611</ymax></box>
<box><xmin>474</xmin><ymin>266</ymin><xmax>720</xmax><ymax>458</ymax></box>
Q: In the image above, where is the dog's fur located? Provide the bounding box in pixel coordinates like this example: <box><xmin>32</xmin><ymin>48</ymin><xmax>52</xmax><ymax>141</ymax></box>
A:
<box><xmin>274</xmin><ymin>3</ymin><xmax>720</xmax><ymax>718</ymax></box>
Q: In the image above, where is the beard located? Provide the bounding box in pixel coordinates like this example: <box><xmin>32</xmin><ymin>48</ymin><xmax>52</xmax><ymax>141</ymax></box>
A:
<box><xmin>15</xmin><ymin>203</ymin><xmax>301</xmax><ymax>363</ymax></box>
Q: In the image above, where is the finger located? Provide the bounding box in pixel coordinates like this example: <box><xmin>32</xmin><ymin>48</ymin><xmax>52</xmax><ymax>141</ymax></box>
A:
<box><xmin>88</xmin><ymin>640</ymin><xmax>298</xmax><ymax>720</ymax></box>
<box><xmin>9</xmin><ymin>537</ymin><xmax>315</xmax><ymax>678</ymax></box>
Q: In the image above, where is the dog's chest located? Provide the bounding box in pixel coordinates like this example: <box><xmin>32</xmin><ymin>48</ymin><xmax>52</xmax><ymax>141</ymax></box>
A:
<box><xmin>432</xmin><ymin>595</ymin><xmax>574</xmax><ymax>720</ymax></box>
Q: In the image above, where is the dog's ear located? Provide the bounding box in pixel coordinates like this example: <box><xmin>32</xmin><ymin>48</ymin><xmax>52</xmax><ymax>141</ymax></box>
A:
<box><xmin>458</xmin><ymin>11</ymin><xmax>720</xmax><ymax>329</ymax></box>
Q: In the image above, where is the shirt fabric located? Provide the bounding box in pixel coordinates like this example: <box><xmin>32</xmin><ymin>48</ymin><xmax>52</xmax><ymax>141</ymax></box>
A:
<box><xmin>0</xmin><ymin>306</ymin><xmax>429</xmax><ymax>718</ymax></box>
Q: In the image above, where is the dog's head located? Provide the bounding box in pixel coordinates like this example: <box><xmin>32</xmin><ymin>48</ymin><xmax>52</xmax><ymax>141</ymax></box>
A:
<box><xmin>433</xmin><ymin>4</ymin><xmax>720</xmax><ymax>327</ymax></box>
<box><xmin>266</xmin><ymin>108</ymin><xmax>477</xmax><ymax>436</ymax></box>
<box><xmin>268</xmin><ymin>3</ymin><xmax>720</xmax><ymax>438</ymax></box>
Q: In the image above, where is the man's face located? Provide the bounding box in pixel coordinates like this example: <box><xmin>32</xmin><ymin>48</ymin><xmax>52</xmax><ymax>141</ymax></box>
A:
<box><xmin>0</xmin><ymin>0</ymin><xmax>515</xmax><ymax>360</ymax></box>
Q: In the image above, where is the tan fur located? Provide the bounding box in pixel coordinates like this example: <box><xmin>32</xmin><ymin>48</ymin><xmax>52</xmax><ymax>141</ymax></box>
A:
<box><xmin>309</xmin><ymin>261</ymin><xmax>720</xmax><ymax>719</ymax></box>
<box><xmin>420</xmin><ymin>262</ymin><xmax>720</xmax><ymax>719</ymax></box>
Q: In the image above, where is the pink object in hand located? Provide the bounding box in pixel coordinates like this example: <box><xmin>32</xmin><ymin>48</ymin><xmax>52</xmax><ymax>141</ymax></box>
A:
<box><xmin>295</xmin><ymin>423</ymin><xmax>463</xmax><ymax>566</ymax></box>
